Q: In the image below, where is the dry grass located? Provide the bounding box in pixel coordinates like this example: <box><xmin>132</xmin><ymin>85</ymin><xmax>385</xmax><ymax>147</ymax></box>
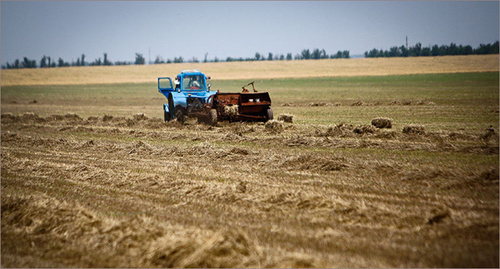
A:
<box><xmin>1</xmin><ymin>56</ymin><xmax>498</xmax><ymax>267</ymax></box>
<box><xmin>1</xmin><ymin>113</ymin><xmax>498</xmax><ymax>268</ymax></box>
<box><xmin>1</xmin><ymin>55</ymin><xmax>498</xmax><ymax>86</ymax></box>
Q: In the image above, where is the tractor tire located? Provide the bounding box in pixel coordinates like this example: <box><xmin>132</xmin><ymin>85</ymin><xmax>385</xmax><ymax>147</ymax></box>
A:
<box><xmin>208</xmin><ymin>109</ymin><xmax>218</xmax><ymax>126</ymax></box>
<box><xmin>266</xmin><ymin>107</ymin><xmax>274</xmax><ymax>122</ymax></box>
<box><xmin>168</xmin><ymin>95</ymin><xmax>175</xmax><ymax>121</ymax></box>
<box><xmin>175</xmin><ymin>106</ymin><xmax>186</xmax><ymax>124</ymax></box>
<box><xmin>163</xmin><ymin>104</ymin><xmax>169</xmax><ymax>122</ymax></box>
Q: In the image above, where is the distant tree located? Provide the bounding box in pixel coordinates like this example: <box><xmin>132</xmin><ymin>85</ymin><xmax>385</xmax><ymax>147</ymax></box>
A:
<box><xmin>267</xmin><ymin>52</ymin><xmax>273</xmax><ymax>61</ymax></box>
<box><xmin>5</xmin><ymin>59</ymin><xmax>21</xmax><ymax>69</ymax></box>
<box><xmin>90</xmin><ymin>58</ymin><xmax>102</xmax><ymax>66</ymax></box>
<box><xmin>135</xmin><ymin>53</ymin><xmax>145</xmax><ymax>65</ymax></box>
<box><xmin>81</xmin><ymin>54</ymin><xmax>86</xmax><ymax>66</ymax></box>
<box><xmin>173</xmin><ymin>56</ymin><xmax>183</xmax><ymax>63</ymax></box>
<box><xmin>286</xmin><ymin>53</ymin><xmax>292</xmax><ymax>60</ymax></box>
<box><xmin>103</xmin><ymin>53</ymin><xmax>112</xmax><ymax>65</ymax></box>
<box><xmin>115</xmin><ymin>61</ymin><xmax>130</xmax><ymax>65</ymax></box>
<box><xmin>22</xmin><ymin>57</ymin><xmax>37</xmax><ymax>68</ymax></box>
<box><xmin>301</xmin><ymin>49</ymin><xmax>311</xmax><ymax>60</ymax></box>
<box><xmin>255</xmin><ymin>52</ymin><xmax>261</xmax><ymax>61</ymax></box>
<box><xmin>58</xmin><ymin>58</ymin><xmax>70</xmax><ymax>67</ymax></box>
<box><xmin>154</xmin><ymin>56</ymin><xmax>165</xmax><ymax>64</ymax></box>
<box><xmin>40</xmin><ymin>56</ymin><xmax>48</xmax><ymax>68</ymax></box>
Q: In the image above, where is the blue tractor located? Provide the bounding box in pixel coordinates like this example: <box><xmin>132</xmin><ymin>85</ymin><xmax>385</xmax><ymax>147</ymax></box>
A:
<box><xmin>158</xmin><ymin>70</ymin><xmax>273</xmax><ymax>125</ymax></box>
<box><xmin>158</xmin><ymin>70</ymin><xmax>218</xmax><ymax>125</ymax></box>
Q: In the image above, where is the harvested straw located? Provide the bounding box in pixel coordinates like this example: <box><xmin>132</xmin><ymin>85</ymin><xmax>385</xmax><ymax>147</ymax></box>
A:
<box><xmin>224</xmin><ymin>105</ymin><xmax>239</xmax><ymax>117</ymax></box>
<box><xmin>354</xmin><ymin>124</ymin><xmax>377</xmax><ymax>134</ymax></box>
<box><xmin>133</xmin><ymin>113</ymin><xmax>148</xmax><ymax>121</ymax></box>
<box><xmin>265</xmin><ymin>120</ymin><xmax>284</xmax><ymax>133</ymax></box>
<box><xmin>402</xmin><ymin>124</ymin><xmax>425</xmax><ymax>135</ymax></box>
<box><xmin>278</xmin><ymin>114</ymin><xmax>294</xmax><ymax>123</ymax></box>
<box><xmin>371</xmin><ymin>117</ymin><xmax>392</xmax><ymax>128</ymax></box>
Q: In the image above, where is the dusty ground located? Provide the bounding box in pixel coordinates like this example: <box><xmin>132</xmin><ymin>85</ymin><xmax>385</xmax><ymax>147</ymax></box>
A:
<box><xmin>2</xmin><ymin>112</ymin><xmax>498</xmax><ymax>267</ymax></box>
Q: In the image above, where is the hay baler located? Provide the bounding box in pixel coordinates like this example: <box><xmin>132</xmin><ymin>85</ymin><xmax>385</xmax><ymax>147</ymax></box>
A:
<box><xmin>158</xmin><ymin>70</ymin><xmax>273</xmax><ymax>125</ymax></box>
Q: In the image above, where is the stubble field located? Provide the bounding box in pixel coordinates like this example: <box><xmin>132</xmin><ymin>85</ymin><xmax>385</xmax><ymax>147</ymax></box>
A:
<box><xmin>1</xmin><ymin>55</ymin><xmax>499</xmax><ymax>267</ymax></box>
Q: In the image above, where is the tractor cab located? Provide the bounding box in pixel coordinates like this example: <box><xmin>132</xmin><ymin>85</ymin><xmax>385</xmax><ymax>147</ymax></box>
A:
<box><xmin>177</xmin><ymin>73</ymin><xmax>208</xmax><ymax>91</ymax></box>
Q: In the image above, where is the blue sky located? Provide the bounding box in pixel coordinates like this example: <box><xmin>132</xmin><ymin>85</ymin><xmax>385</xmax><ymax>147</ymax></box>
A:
<box><xmin>1</xmin><ymin>1</ymin><xmax>499</xmax><ymax>65</ymax></box>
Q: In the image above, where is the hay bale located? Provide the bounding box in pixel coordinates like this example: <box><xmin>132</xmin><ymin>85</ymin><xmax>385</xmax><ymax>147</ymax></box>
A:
<box><xmin>224</xmin><ymin>105</ymin><xmax>238</xmax><ymax>117</ymax></box>
<box><xmin>277</xmin><ymin>114</ymin><xmax>293</xmax><ymax>123</ymax></box>
<box><xmin>371</xmin><ymin>117</ymin><xmax>392</xmax><ymax>128</ymax></box>
<box><xmin>402</xmin><ymin>124</ymin><xmax>425</xmax><ymax>135</ymax></box>
<box><xmin>265</xmin><ymin>120</ymin><xmax>284</xmax><ymax>133</ymax></box>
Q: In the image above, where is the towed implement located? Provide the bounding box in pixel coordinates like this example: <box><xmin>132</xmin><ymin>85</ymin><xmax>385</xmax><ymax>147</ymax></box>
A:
<box><xmin>158</xmin><ymin>70</ymin><xmax>273</xmax><ymax>125</ymax></box>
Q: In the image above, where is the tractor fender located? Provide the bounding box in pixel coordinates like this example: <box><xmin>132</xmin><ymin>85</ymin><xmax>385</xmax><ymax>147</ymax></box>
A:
<box><xmin>170</xmin><ymin>92</ymin><xmax>188</xmax><ymax>109</ymax></box>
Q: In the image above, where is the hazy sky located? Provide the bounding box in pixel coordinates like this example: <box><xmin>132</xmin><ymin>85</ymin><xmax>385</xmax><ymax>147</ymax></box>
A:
<box><xmin>1</xmin><ymin>1</ymin><xmax>499</xmax><ymax>65</ymax></box>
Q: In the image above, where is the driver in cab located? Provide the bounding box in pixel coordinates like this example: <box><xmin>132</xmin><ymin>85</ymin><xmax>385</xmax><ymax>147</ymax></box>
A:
<box><xmin>187</xmin><ymin>76</ymin><xmax>202</xmax><ymax>90</ymax></box>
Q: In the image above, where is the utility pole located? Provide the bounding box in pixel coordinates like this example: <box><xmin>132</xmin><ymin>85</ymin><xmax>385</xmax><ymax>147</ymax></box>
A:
<box><xmin>406</xmin><ymin>36</ymin><xmax>408</xmax><ymax>50</ymax></box>
<box><xmin>148</xmin><ymin>47</ymin><xmax>151</xmax><ymax>65</ymax></box>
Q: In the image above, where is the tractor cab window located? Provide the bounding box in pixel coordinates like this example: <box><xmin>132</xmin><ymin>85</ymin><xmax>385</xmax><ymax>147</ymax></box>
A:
<box><xmin>183</xmin><ymin>75</ymin><xmax>205</xmax><ymax>90</ymax></box>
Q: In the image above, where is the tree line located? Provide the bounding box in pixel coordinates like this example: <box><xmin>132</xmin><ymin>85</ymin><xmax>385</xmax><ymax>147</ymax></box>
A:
<box><xmin>364</xmin><ymin>41</ymin><xmax>499</xmax><ymax>58</ymax></box>
<box><xmin>1</xmin><ymin>48</ymin><xmax>350</xmax><ymax>69</ymax></box>
<box><xmin>150</xmin><ymin>48</ymin><xmax>350</xmax><ymax>64</ymax></box>
<box><xmin>4</xmin><ymin>41</ymin><xmax>499</xmax><ymax>69</ymax></box>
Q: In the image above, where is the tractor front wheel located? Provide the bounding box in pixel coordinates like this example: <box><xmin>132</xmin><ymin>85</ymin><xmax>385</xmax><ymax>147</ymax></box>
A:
<box><xmin>167</xmin><ymin>95</ymin><xmax>175</xmax><ymax>121</ymax></box>
<box><xmin>163</xmin><ymin>104</ymin><xmax>169</xmax><ymax>122</ymax></box>
<box><xmin>175</xmin><ymin>106</ymin><xmax>186</xmax><ymax>124</ymax></box>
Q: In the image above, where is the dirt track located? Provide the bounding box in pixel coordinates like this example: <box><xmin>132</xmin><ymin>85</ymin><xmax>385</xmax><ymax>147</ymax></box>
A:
<box><xmin>2</xmin><ymin>113</ymin><xmax>498</xmax><ymax>267</ymax></box>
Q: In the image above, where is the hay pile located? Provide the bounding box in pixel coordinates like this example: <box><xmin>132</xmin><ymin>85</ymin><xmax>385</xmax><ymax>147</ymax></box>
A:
<box><xmin>64</xmin><ymin>113</ymin><xmax>83</xmax><ymax>122</ymax></box>
<box><xmin>102</xmin><ymin>114</ymin><xmax>114</xmax><ymax>121</ymax></box>
<box><xmin>133</xmin><ymin>113</ymin><xmax>148</xmax><ymax>121</ymax></box>
<box><xmin>402</xmin><ymin>124</ymin><xmax>426</xmax><ymax>135</ymax></box>
<box><xmin>354</xmin><ymin>124</ymin><xmax>377</xmax><ymax>134</ymax></box>
<box><xmin>265</xmin><ymin>120</ymin><xmax>284</xmax><ymax>133</ymax></box>
<box><xmin>324</xmin><ymin>122</ymin><xmax>354</xmax><ymax>137</ymax></box>
<box><xmin>2</xmin><ymin>193</ymin><xmax>264</xmax><ymax>268</ymax></box>
<box><xmin>224</xmin><ymin>105</ymin><xmax>239</xmax><ymax>117</ymax></box>
<box><xmin>278</xmin><ymin>114</ymin><xmax>294</xmax><ymax>123</ymax></box>
<box><xmin>371</xmin><ymin>117</ymin><xmax>392</xmax><ymax>128</ymax></box>
<box><xmin>146</xmin><ymin>229</ymin><xmax>261</xmax><ymax>268</ymax></box>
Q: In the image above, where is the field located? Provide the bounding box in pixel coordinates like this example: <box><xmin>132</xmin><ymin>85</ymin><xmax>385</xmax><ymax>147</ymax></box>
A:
<box><xmin>1</xmin><ymin>56</ymin><xmax>499</xmax><ymax>267</ymax></box>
